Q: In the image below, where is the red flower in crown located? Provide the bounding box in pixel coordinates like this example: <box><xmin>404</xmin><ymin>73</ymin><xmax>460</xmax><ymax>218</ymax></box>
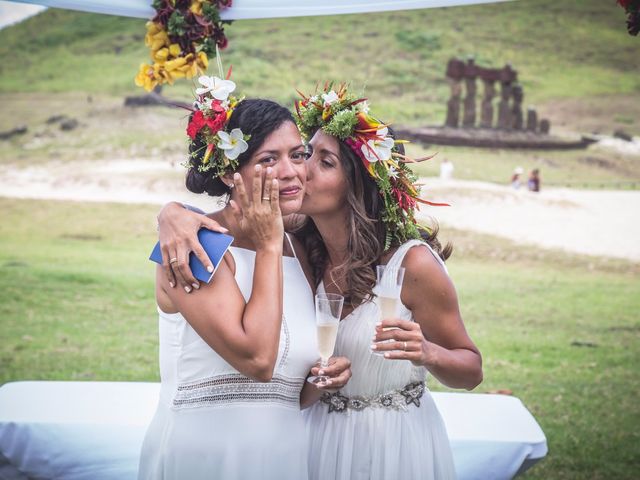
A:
<box><xmin>187</xmin><ymin>110</ymin><xmax>228</xmax><ymax>140</ymax></box>
<box><xmin>206</xmin><ymin>111</ymin><xmax>228</xmax><ymax>135</ymax></box>
<box><xmin>187</xmin><ymin>110</ymin><xmax>207</xmax><ymax>140</ymax></box>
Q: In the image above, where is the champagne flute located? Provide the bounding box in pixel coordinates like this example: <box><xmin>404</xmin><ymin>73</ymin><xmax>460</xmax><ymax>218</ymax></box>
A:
<box><xmin>371</xmin><ymin>265</ymin><xmax>405</xmax><ymax>356</ymax></box>
<box><xmin>307</xmin><ymin>292</ymin><xmax>344</xmax><ymax>385</ymax></box>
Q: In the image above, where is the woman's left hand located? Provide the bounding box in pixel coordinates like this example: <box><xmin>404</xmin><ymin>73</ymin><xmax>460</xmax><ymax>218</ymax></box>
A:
<box><xmin>372</xmin><ymin>318</ymin><xmax>432</xmax><ymax>367</ymax></box>
<box><xmin>309</xmin><ymin>356</ymin><xmax>352</xmax><ymax>390</ymax></box>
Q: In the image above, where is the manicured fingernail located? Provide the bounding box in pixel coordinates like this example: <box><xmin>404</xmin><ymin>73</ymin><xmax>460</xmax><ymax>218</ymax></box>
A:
<box><xmin>220</xmin><ymin>228</ymin><xmax>229</xmax><ymax>233</ymax></box>
<box><xmin>325</xmin><ymin>380</ymin><xmax>333</xmax><ymax>386</ymax></box>
<box><xmin>169</xmin><ymin>282</ymin><xmax>175</xmax><ymax>288</ymax></box>
<box><xmin>184</xmin><ymin>286</ymin><xmax>191</xmax><ymax>293</ymax></box>
<box><xmin>192</xmin><ymin>283</ymin><xmax>199</xmax><ymax>290</ymax></box>
<box><xmin>318</xmin><ymin>370</ymin><xmax>325</xmax><ymax>375</ymax></box>
<box><xmin>266</xmin><ymin>167</ymin><xmax>272</xmax><ymax>174</ymax></box>
<box><xmin>255</xmin><ymin>165</ymin><xmax>261</xmax><ymax>172</ymax></box>
<box><xmin>376</xmin><ymin>322</ymin><xmax>382</xmax><ymax>327</ymax></box>
<box><xmin>233</xmin><ymin>173</ymin><xmax>240</xmax><ymax>179</ymax></box>
<box><xmin>384</xmin><ymin>353</ymin><xmax>390</xmax><ymax>358</ymax></box>
<box><xmin>207</xmin><ymin>265</ymin><xmax>214</xmax><ymax>273</ymax></box>
<box><xmin>370</xmin><ymin>344</ymin><xmax>377</xmax><ymax>350</ymax></box>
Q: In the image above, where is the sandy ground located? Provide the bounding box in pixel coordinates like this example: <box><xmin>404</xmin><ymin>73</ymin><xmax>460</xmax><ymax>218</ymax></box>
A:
<box><xmin>1</xmin><ymin>159</ymin><xmax>639</xmax><ymax>262</ymax></box>
<box><xmin>420</xmin><ymin>179</ymin><xmax>640</xmax><ymax>262</ymax></box>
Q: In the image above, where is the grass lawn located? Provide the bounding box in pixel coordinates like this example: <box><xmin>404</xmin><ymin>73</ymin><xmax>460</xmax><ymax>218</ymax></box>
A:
<box><xmin>1</xmin><ymin>197</ymin><xmax>638</xmax><ymax>478</ymax></box>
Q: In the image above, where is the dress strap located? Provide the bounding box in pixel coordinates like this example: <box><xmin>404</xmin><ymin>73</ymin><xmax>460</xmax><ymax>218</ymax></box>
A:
<box><xmin>384</xmin><ymin>239</ymin><xmax>448</xmax><ymax>275</ymax></box>
<box><xmin>284</xmin><ymin>233</ymin><xmax>298</xmax><ymax>260</ymax></box>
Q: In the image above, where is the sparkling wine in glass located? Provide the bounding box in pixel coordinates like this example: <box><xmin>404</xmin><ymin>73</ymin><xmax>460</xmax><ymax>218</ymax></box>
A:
<box><xmin>307</xmin><ymin>293</ymin><xmax>344</xmax><ymax>385</ymax></box>
<box><xmin>371</xmin><ymin>265</ymin><xmax>405</xmax><ymax>356</ymax></box>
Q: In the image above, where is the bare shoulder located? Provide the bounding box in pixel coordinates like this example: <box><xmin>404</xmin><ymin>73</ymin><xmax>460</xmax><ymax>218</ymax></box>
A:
<box><xmin>402</xmin><ymin>244</ymin><xmax>449</xmax><ymax>284</ymax></box>
<box><xmin>401</xmin><ymin>244</ymin><xmax>456</xmax><ymax>309</ymax></box>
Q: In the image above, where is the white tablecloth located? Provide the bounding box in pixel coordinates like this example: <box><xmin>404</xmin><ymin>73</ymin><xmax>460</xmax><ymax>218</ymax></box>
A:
<box><xmin>0</xmin><ymin>381</ymin><xmax>547</xmax><ymax>480</ymax></box>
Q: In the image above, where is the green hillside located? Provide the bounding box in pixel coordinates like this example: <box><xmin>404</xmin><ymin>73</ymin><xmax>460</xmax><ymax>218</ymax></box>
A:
<box><xmin>0</xmin><ymin>0</ymin><xmax>638</xmax><ymax>125</ymax></box>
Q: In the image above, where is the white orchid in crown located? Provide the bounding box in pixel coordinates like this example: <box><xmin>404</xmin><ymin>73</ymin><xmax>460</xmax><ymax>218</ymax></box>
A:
<box><xmin>218</xmin><ymin>128</ymin><xmax>248</xmax><ymax>160</ymax></box>
<box><xmin>356</xmin><ymin>100</ymin><xmax>370</xmax><ymax>114</ymax></box>
<box><xmin>321</xmin><ymin>90</ymin><xmax>339</xmax><ymax>107</ymax></box>
<box><xmin>196</xmin><ymin>75</ymin><xmax>236</xmax><ymax>101</ymax></box>
<box><xmin>361</xmin><ymin>127</ymin><xmax>395</xmax><ymax>163</ymax></box>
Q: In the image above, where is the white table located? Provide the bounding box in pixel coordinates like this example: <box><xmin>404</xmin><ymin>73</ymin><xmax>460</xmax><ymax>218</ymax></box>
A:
<box><xmin>0</xmin><ymin>381</ymin><xmax>547</xmax><ymax>480</ymax></box>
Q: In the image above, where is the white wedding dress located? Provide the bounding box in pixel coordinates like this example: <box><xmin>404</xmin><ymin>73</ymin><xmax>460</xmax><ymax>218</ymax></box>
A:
<box><xmin>138</xmin><ymin>238</ymin><xmax>317</xmax><ymax>480</ymax></box>
<box><xmin>303</xmin><ymin>240</ymin><xmax>457</xmax><ymax>480</ymax></box>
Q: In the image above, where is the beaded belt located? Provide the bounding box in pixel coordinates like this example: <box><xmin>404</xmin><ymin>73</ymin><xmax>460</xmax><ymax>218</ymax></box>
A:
<box><xmin>320</xmin><ymin>381</ymin><xmax>425</xmax><ymax>413</ymax></box>
<box><xmin>173</xmin><ymin>373</ymin><xmax>303</xmax><ymax>409</ymax></box>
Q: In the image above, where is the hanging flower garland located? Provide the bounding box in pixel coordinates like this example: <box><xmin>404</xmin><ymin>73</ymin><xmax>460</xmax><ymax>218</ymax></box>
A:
<box><xmin>617</xmin><ymin>0</ymin><xmax>639</xmax><ymax>36</ymax></box>
<box><xmin>135</xmin><ymin>0</ymin><xmax>233</xmax><ymax>91</ymax></box>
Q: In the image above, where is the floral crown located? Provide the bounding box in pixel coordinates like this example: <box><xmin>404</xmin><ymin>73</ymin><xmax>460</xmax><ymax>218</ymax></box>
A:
<box><xmin>295</xmin><ymin>83</ymin><xmax>447</xmax><ymax>249</ymax></box>
<box><xmin>185</xmin><ymin>57</ymin><xmax>250</xmax><ymax>179</ymax></box>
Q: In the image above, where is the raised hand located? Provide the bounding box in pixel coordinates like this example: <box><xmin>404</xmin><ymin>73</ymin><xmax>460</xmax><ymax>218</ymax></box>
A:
<box><xmin>230</xmin><ymin>165</ymin><xmax>284</xmax><ymax>251</ymax></box>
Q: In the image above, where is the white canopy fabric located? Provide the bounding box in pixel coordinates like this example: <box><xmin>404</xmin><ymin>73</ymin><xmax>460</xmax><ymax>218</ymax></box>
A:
<box><xmin>10</xmin><ymin>0</ymin><xmax>512</xmax><ymax>20</ymax></box>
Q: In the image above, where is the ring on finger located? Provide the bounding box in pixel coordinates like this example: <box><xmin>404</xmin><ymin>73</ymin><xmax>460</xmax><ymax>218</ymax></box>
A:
<box><xmin>403</xmin><ymin>341</ymin><xmax>407</xmax><ymax>351</ymax></box>
<box><xmin>169</xmin><ymin>258</ymin><xmax>178</xmax><ymax>264</ymax></box>
<box><xmin>262</xmin><ymin>196</ymin><xmax>271</xmax><ymax>201</ymax></box>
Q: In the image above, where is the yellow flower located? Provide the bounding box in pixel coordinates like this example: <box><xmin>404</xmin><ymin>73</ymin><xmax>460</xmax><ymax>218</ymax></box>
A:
<box><xmin>169</xmin><ymin>43</ymin><xmax>181</xmax><ymax>58</ymax></box>
<box><xmin>190</xmin><ymin>0</ymin><xmax>204</xmax><ymax>16</ymax></box>
<box><xmin>153</xmin><ymin>47</ymin><xmax>170</xmax><ymax>63</ymax></box>
<box><xmin>144</xmin><ymin>21</ymin><xmax>161</xmax><ymax>40</ymax></box>
<box><xmin>197</xmin><ymin>51</ymin><xmax>209</xmax><ymax>70</ymax></box>
<box><xmin>134</xmin><ymin>63</ymin><xmax>160</xmax><ymax>92</ymax></box>
<box><xmin>165</xmin><ymin>56</ymin><xmax>188</xmax><ymax>72</ymax></box>
<box><xmin>145</xmin><ymin>23</ymin><xmax>168</xmax><ymax>50</ymax></box>
<box><xmin>147</xmin><ymin>29</ymin><xmax>169</xmax><ymax>53</ymax></box>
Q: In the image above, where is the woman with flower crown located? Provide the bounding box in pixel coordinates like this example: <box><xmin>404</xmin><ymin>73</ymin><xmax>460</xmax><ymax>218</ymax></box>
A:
<box><xmin>158</xmin><ymin>83</ymin><xmax>482</xmax><ymax>479</ymax></box>
<box><xmin>138</xmin><ymin>75</ymin><xmax>352</xmax><ymax>480</ymax></box>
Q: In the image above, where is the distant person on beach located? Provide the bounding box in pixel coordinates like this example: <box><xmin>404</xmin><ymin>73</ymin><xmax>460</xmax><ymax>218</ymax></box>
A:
<box><xmin>440</xmin><ymin>158</ymin><xmax>454</xmax><ymax>180</ymax></box>
<box><xmin>511</xmin><ymin>167</ymin><xmax>524</xmax><ymax>189</ymax></box>
<box><xmin>528</xmin><ymin>169</ymin><xmax>540</xmax><ymax>192</ymax></box>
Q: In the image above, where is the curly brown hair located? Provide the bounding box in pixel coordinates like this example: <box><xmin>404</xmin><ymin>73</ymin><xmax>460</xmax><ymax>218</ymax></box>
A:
<box><xmin>294</xmin><ymin>131</ymin><xmax>452</xmax><ymax>307</ymax></box>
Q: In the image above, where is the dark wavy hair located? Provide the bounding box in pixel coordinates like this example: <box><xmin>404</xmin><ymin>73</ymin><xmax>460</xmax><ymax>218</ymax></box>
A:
<box><xmin>295</xmin><ymin>129</ymin><xmax>452</xmax><ymax>307</ymax></box>
<box><xmin>186</xmin><ymin>99</ymin><xmax>295</xmax><ymax>197</ymax></box>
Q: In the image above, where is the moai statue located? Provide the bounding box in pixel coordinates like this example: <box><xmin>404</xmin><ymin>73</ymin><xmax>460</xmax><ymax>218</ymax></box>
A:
<box><xmin>539</xmin><ymin>119</ymin><xmax>551</xmax><ymax>134</ymax></box>
<box><xmin>479</xmin><ymin>69</ymin><xmax>499</xmax><ymax>128</ymax></box>
<box><xmin>445</xmin><ymin>58</ymin><xmax>465</xmax><ymax>128</ymax></box>
<box><xmin>511</xmin><ymin>84</ymin><xmax>524</xmax><ymax>130</ymax></box>
<box><xmin>526</xmin><ymin>107</ymin><xmax>538</xmax><ymax>132</ymax></box>
<box><xmin>497</xmin><ymin>64</ymin><xmax>517</xmax><ymax>130</ymax></box>
<box><xmin>462</xmin><ymin>57</ymin><xmax>478</xmax><ymax>128</ymax></box>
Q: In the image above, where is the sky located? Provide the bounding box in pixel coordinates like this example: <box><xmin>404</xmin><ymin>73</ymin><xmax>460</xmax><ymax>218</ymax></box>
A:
<box><xmin>0</xmin><ymin>1</ymin><xmax>46</xmax><ymax>29</ymax></box>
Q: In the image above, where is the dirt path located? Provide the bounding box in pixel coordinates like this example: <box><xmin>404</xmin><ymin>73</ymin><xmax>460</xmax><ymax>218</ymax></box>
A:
<box><xmin>1</xmin><ymin>160</ymin><xmax>638</xmax><ymax>262</ymax></box>
<box><xmin>421</xmin><ymin>179</ymin><xmax>640</xmax><ymax>261</ymax></box>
